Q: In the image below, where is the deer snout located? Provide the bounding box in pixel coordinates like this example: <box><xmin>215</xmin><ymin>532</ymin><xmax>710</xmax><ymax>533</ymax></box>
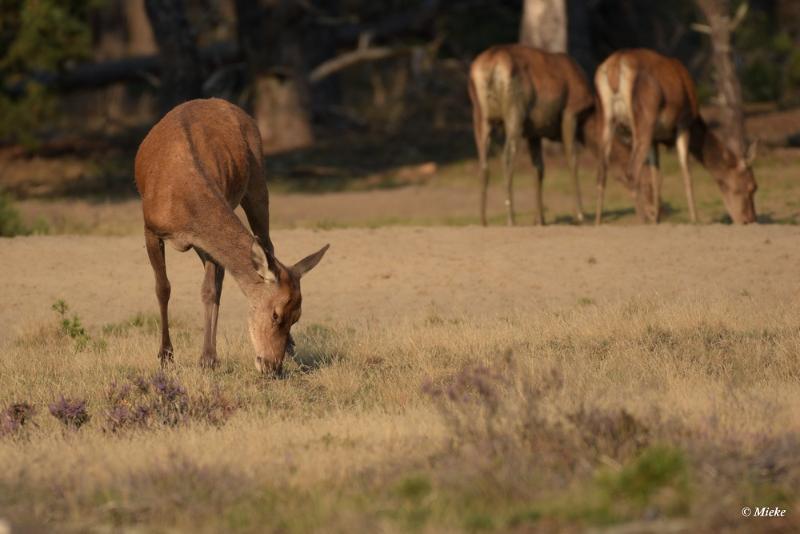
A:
<box><xmin>255</xmin><ymin>355</ymin><xmax>283</xmax><ymax>376</ymax></box>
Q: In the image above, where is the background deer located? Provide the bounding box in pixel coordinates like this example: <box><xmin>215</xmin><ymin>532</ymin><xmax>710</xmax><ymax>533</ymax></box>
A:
<box><xmin>135</xmin><ymin>98</ymin><xmax>329</xmax><ymax>375</ymax></box>
<box><xmin>594</xmin><ymin>48</ymin><xmax>757</xmax><ymax>224</ymax></box>
<box><xmin>469</xmin><ymin>45</ymin><xmax>594</xmax><ymax>226</ymax></box>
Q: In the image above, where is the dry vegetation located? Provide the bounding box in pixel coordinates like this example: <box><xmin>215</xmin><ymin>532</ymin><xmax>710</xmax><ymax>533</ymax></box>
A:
<box><xmin>1</xmin><ymin>250</ymin><xmax>799</xmax><ymax>531</ymax></box>
<box><xmin>2</xmin><ymin>143</ymin><xmax>799</xmax><ymax>532</ymax></box>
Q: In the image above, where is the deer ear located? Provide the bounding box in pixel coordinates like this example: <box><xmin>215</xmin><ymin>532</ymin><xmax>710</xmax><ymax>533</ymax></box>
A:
<box><xmin>292</xmin><ymin>244</ymin><xmax>329</xmax><ymax>278</ymax></box>
<box><xmin>251</xmin><ymin>241</ymin><xmax>277</xmax><ymax>283</ymax></box>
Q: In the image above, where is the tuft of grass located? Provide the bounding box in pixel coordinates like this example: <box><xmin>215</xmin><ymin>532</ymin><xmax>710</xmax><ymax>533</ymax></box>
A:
<box><xmin>102</xmin><ymin>312</ymin><xmax>160</xmax><ymax>337</ymax></box>
<box><xmin>0</xmin><ymin>190</ymin><xmax>29</xmax><ymax>237</ymax></box>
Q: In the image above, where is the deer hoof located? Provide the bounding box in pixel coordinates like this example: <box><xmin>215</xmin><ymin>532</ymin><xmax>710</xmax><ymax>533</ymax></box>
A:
<box><xmin>158</xmin><ymin>346</ymin><xmax>174</xmax><ymax>367</ymax></box>
<box><xmin>199</xmin><ymin>352</ymin><xmax>218</xmax><ymax>369</ymax></box>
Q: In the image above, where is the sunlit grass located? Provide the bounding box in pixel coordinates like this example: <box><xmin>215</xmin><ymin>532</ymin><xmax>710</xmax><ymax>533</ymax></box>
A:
<box><xmin>1</xmin><ymin>296</ymin><xmax>799</xmax><ymax>531</ymax></box>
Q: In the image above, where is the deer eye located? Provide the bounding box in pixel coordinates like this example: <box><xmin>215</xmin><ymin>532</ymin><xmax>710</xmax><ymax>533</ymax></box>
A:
<box><xmin>272</xmin><ymin>311</ymin><xmax>280</xmax><ymax>324</ymax></box>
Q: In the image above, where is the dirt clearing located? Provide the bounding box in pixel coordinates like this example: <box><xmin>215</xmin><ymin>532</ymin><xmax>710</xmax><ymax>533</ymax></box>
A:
<box><xmin>2</xmin><ymin>225</ymin><xmax>799</xmax><ymax>346</ymax></box>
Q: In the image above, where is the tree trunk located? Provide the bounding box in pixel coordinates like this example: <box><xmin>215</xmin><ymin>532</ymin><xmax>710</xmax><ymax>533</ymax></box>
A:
<box><xmin>125</xmin><ymin>0</ymin><xmax>157</xmax><ymax>56</ymax></box>
<box><xmin>235</xmin><ymin>0</ymin><xmax>314</xmax><ymax>154</ymax></box>
<box><xmin>519</xmin><ymin>0</ymin><xmax>567</xmax><ymax>52</ymax></box>
<box><xmin>696</xmin><ymin>0</ymin><xmax>747</xmax><ymax>158</ymax></box>
<box><xmin>144</xmin><ymin>0</ymin><xmax>204</xmax><ymax>113</ymax></box>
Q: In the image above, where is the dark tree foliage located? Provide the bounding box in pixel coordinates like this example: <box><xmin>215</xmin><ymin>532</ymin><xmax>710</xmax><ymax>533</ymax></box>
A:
<box><xmin>144</xmin><ymin>0</ymin><xmax>204</xmax><ymax>112</ymax></box>
<box><xmin>0</xmin><ymin>0</ymin><xmax>98</xmax><ymax>144</ymax></box>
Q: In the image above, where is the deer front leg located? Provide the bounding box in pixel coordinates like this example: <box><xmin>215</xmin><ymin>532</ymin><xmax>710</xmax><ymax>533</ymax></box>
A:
<box><xmin>145</xmin><ymin>229</ymin><xmax>173</xmax><ymax>366</ymax></box>
<box><xmin>502</xmin><ymin>123</ymin><xmax>521</xmax><ymax>226</ymax></box>
<box><xmin>627</xmin><ymin>130</ymin><xmax>655</xmax><ymax>224</ymax></box>
<box><xmin>675</xmin><ymin>128</ymin><xmax>697</xmax><ymax>223</ymax></box>
<box><xmin>646</xmin><ymin>145</ymin><xmax>662</xmax><ymax>223</ymax></box>
<box><xmin>472</xmin><ymin>110</ymin><xmax>491</xmax><ymax>226</ymax></box>
<box><xmin>527</xmin><ymin>136</ymin><xmax>545</xmax><ymax>225</ymax></box>
<box><xmin>197</xmin><ymin>251</ymin><xmax>225</xmax><ymax>369</ymax></box>
<box><xmin>562</xmin><ymin>113</ymin><xmax>584</xmax><ymax>223</ymax></box>
<box><xmin>595</xmin><ymin>120</ymin><xmax>614</xmax><ymax>225</ymax></box>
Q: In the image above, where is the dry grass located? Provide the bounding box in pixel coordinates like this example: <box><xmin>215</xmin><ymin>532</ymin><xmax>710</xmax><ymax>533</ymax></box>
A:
<box><xmin>1</xmin><ymin>293</ymin><xmax>798</xmax><ymax>532</ymax></box>
<box><xmin>13</xmin><ymin>147</ymin><xmax>800</xmax><ymax>236</ymax></box>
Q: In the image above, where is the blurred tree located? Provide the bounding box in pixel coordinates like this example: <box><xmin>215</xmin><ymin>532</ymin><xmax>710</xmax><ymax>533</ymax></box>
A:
<box><xmin>235</xmin><ymin>0</ymin><xmax>314</xmax><ymax>154</ymax></box>
<box><xmin>696</xmin><ymin>0</ymin><xmax>750</xmax><ymax>157</ymax></box>
<box><xmin>144</xmin><ymin>0</ymin><xmax>204</xmax><ymax>112</ymax></box>
<box><xmin>519</xmin><ymin>0</ymin><xmax>567</xmax><ymax>52</ymax></box>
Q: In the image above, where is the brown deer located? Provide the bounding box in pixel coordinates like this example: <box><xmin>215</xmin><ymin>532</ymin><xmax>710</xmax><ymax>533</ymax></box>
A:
<box><xmin>594</xmin><ymin>48</ymin><xmax>757</xmax><ymax>224</ymax></box>
<box><xmin>135</xmin><ymin>98</ymin><xmax>329</xmax><ymax>375</ymax></box>
<box><xmin>469</xmin><ymin>45</ymin><xmax>594</xmax><ymax>226</ymax></box>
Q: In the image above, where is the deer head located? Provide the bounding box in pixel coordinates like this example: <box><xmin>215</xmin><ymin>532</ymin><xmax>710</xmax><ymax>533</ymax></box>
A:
<box><xmin>248</xmin><ymin>242</ymin><xmax>329</xmax><ymax>375</ymax></box>
<box><xmin>713</xmin><ymin>141</ymin><xmax>758</xmax><ymax>224</ymax></box>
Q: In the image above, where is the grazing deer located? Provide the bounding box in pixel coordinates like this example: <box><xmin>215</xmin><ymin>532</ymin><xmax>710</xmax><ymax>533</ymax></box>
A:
<box><xmin>469</xmin><ymin>45</ymin><xmax>594</xmax><ymax>226</ymax></box>
<box><xmin>135</xmin><ymin>98</ymin><xmax>329</xmax><ymax>375</ymax></box>
<box><xmin>594</xmin><ymin>48</ymin><xmax>757</xmax><ymax>224</ymax></box>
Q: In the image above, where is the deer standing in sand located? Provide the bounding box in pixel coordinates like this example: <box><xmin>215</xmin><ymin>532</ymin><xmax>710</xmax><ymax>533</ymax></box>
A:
<box><xmin>594</xmin><ymin>48</ymin><xmax>757</xmax><ymax>224</ymax></box>
<box><xmin>135</xmin><ymin>98</ymin><xmax>329</xmax><ymax>375</ymax></box>
<box><xmin>469</xmin><ymin>45</ymin><xmax>594</xmax><ymax>226</ymax></box>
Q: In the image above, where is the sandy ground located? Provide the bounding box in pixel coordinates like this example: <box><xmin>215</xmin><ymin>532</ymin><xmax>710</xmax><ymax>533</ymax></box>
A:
<box><xmin>2</xmin><ymin>225</ymin><xmax>798</xmax><ymax>347</ymax></box>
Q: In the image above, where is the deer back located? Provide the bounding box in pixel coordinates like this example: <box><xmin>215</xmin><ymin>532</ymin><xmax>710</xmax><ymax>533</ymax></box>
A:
<box><xmin>470</xmin><ymin>45</ymin><xmax>593</xmax><ymax>134</ymax></box>
<box><xmin>135</xmin><ymin>98</ymin><xmax>264</xmax><ymax>233</ymax></box>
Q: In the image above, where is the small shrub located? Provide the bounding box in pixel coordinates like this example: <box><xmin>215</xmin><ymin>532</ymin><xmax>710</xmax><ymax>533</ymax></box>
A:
<box><xmin>395</xmin><ymin>475</ymin><xmax>432</xmax><ymax>502</ymax></box>
<box><xmin>49</xmin><ymin>396</ymin><xmax>90</xmax><ymax>429</ymax></box>
<box><xmin>568</xmin><ymin>407</ymin><xmax>650</xmax><ymax>461</ymax></box>
<box><xmin>0</xmin><ymin>190</ymin><xmax>29</xmax><ymax>237</ymax></box>
<box><xmin>423</xmin><ymin>356</ymin><xmax>577</xmax><ymax>494</ymax></box>
<box><xmin>105</xmin><ymin>372</ymin><xmax>237</xmax><ymax>432</ymax></box>
<box><xmin>150</xmin><ymin>371</ymin><xmax>190</xmax><ymax>426</ymax></box>
<box><xmin>191</xmin><ymin>387</ymin><xmax>238</xmax><ymax>427</ymax></box>
<box><xmin>0</xmin><ymin>402</ymin><xmax>36</xmax><ymax>438</ymax></box>
<box><xmin>51</xmin><ymin>299</ymin><xmax>99</xmax><ymax>351</ymax></box>
<box><xmin>588</xmin><ymin>445</ymin><xmax>691</xmax><ymax>521</ymax></box>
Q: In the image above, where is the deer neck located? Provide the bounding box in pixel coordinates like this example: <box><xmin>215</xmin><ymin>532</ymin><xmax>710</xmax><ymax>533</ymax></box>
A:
<box><xmin>689</xmin><ymin>117</ymin><xmax>734</xmax><ymax>174</ymax></box>
<box><xmin>189</xmin><ymin>206</ymin><xmax>265</xmax><ymax>299</ymax></box>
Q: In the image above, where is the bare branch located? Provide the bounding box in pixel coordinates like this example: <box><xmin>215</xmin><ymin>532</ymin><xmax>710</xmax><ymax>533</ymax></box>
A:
<box><xmin>309</xmin><ymin>46</ymin><xmax>410</xmax><ymax>84</ymax></box>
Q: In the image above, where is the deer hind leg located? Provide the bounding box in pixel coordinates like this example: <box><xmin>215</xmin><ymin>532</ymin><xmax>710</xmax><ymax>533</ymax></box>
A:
<box><xmin>646</xmin><ymin>144</ymin><xmax>662</xmax><ymax>223</ymax></box>
<box><xmin>145</xmin><ymin>228</ymin><xmax>173</xmax><ymax>366</ymax></box>
<box><xmin>594</xmin><ymin>116</ymin><xmax>614</xmax><ymax>225</ymax></box>
<box><xmin>627</xmin><ymin>119</ymin><xmax>656</xmax><ymax>223</ymax></box>
<box><xmin>527</xmin><ymin>136</ymin><xmax>545</xmax><ymax>225</ymax></box>
<box><xmin>562</xmin><ymin>113</ymin><xmax>584</xmax><ymax>223</ymax></box>
<box><xmin>675</xmin><ymin>128</ymin><xmax>697</xmax><ymax>223</ymax></box>
<box><xmin>196</xmin><ymin>250</ymin><xmax>225</xmax><ymax>369</ymax></box>
<box><xmin>472</xmin><ymin>102</ymin><xmax>492</xmax><ymax>226</ymax></box>
<box><xmin>502</xmin><ymin>116</ymin><xmax>523</xmax><ymax>226</ymax></box>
